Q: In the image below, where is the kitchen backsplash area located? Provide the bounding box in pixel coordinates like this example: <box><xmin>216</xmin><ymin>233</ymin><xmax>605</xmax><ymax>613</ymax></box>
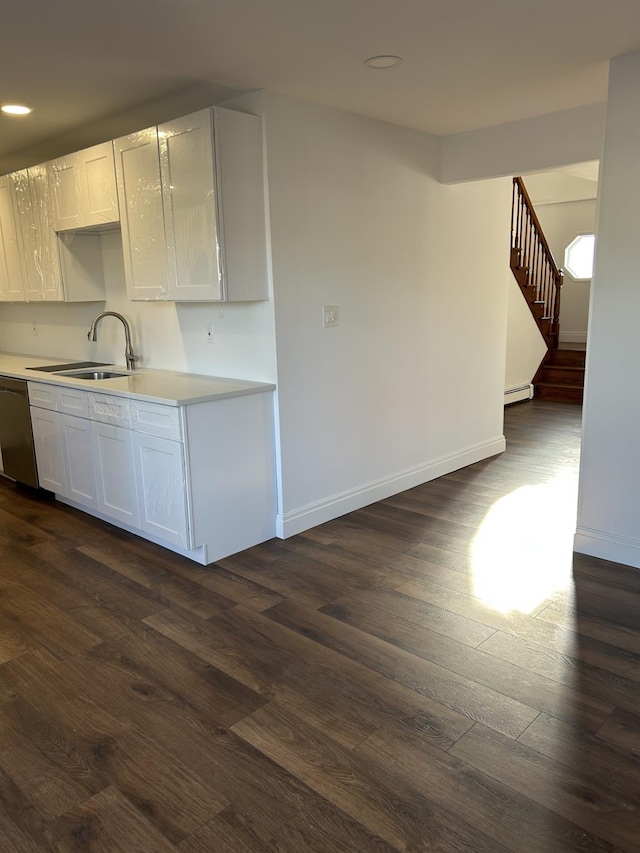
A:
<box><xmin>0</xmin><ymin>231</ymin><xmax>277</xmax><ymax>382</ymax></box>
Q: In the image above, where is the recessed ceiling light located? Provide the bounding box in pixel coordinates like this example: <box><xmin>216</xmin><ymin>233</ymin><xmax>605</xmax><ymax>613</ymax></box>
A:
<box><xmin>1</xmin><ymin>104</ymin><xmax>32</xmax><ymax>115</ymax></box>
<box><xmin>364</xmin><ymin>55</ymin><xmax>403</xmax><ymax>69</ymax></box>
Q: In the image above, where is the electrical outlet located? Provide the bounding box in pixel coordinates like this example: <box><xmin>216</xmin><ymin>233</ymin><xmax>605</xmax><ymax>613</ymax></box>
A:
<box><xmin>206</xmin><ymin>324</ymin><xmax>214</xmax><ymax>344</ymax></box>
<box><xmin>323</xmin><ymin>305</ymin><xmax>339</xmax><ymax>328</ymax></box>
<box><xmin>31</xmin><ymin>320</ymin><xmax>38</xmax><ymax>337</ymax></box>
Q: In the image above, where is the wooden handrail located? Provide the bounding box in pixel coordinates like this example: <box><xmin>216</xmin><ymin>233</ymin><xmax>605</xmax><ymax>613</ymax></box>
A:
<box><xmin>513</xmin><ymin>178</ymin><xmax>561</xmax><ymax>280</ymax></box>
<box><xmin>511</xmin><ymin>177</ymin><xmax>563</xmax><ymax>345</ymax></box>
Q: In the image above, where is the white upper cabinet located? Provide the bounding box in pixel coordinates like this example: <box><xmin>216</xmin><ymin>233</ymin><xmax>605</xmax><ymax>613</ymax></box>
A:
<box><xmin>113</xmin><ymin>127</ymin><xmax>171</xmax><ymax>300</ymax></box>
<box><xmin>114</xmin><ymin>107</ymin><xmax>268</xmax><ymax>302</ymax></box>
<box><xmin>0</xmin><ymin>174</ymin><xmax>26</xmax><ymax>301</ymax></box>
<box><xmin>160</xmin><ymin>109</ymin><xmax>223</xmax><ymax>301</ymax></box>
<box><xmin>12</xmin><ymin>166</ymin><xmax>61</xmax><ymax>301</ymax></box>
<box><xmin>48</xmin><ymin>141</ymin><xmax>119</xmax><ymax>232</ymax></box>
<box><xmin>6</xmin><ymin>166</ymin><xmax>105</xmax><ymax>303</ymax></box>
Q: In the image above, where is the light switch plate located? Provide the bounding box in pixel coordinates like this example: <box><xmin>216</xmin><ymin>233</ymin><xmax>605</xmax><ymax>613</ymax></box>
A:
<box><xmin>323</xmin><ymin>305</ymin><xmax>339</xmax><ymax>328</ymax></box>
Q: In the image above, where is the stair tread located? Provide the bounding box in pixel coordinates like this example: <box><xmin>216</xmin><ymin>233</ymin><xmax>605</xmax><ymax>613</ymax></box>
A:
<box><xmin>543</xmin><ymin>365</ymin><xmax>584</xmax><ymax>373</ymax></box>
<box><xmin>535</xmin><ymin>380</ymin><xmax>583</xmax><ymax>389</ymax></box>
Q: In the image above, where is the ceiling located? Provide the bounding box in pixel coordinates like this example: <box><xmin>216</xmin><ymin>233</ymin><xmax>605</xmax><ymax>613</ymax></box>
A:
<box><xmin>524</xmin><ymin>161</ymin><xmax>600</xmax><ymax>206</ymax></box>
<box><xmin>2</xmin><ymin>0</ymin><xmax>640</xmax><ymax>174</ymax></box>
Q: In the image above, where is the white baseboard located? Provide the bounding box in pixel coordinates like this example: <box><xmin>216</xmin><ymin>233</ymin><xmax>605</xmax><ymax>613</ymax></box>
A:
<box><xmin>574</xmin><ymin>526</ymin><xmax>640</xmax><ymax>569</ymax></box>
<box><xmin>559</xmin><ymin>331</ymin><xmax>587</xmax><ymax>344</ymax></box>
<box><xmin>504</xmin><ymin>384</ymin><xmax>533</xmax><ymax>405</ymax></box>
<box><xmin>276</xmin><ymin>435</ymin><xmax>506</xmax><ymax>539</ymax></box>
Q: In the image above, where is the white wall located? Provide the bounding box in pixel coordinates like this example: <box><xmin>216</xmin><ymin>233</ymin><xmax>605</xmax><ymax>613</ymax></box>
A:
<box><xmin>0</xmin><ymin>231</ymin><xmax>277</xmax><ymax>383</ymax></box>
<box><xmin>260</xmin><ymin>94</ymin><xmax>511</xmax><ymax>535</ymax></box>
<box><xmin>504</xmin><ymin>278</ymin><xmax>547</xmax><ymax>397</ymax></box>
<box><xmin>536</xmin><ymin>199</ymin><xmax>596</xmax><ymax>343</ymax></box>
<box><xmin>575</xmin><ymin>51</ymin><xmax>640</xmax><ymax>568</ymax></box>
<box><xmin>441</xmin><ymin>103</ymin><xmax>607</xmax><ymax>184</ymax></box>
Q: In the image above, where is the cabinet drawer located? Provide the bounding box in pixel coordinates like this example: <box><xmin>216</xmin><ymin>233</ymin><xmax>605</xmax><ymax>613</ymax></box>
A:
<box><xmin>130</xmin><ymin>400</ymin><xmax>182</xmax><ymax>440</ymax></box>
<box><xmin>28</xmin><ymin>382</ymin><xmax>57</xmax><ymax>411</ymax></box>
<box><xmin>88</xmin><ymin>393</ymin><xmax>131</xmax><ymax>427</ymax></box>
<box><xmin>57</xmin><ymin>386</ymin><xmax>89</xmax><ymax>417</ymax></box>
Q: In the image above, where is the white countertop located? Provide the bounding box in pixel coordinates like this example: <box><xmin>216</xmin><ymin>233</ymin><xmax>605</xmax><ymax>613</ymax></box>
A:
<box><xmin>0</xmin><ymin>353</ymin><xmax>275</xmax><ymax>406</ymax></box>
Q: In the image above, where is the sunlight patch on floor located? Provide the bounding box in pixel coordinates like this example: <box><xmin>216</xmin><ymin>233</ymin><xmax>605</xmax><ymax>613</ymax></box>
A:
<box><xmin>470</xmin><ymin>471</ymin><xmax>578</xmax><ymax>614</ymax></box>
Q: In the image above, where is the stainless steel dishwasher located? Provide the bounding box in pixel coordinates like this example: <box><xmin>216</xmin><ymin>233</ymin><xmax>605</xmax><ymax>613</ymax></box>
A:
<box><xmin>0</xmin><ymin>376</ymin><xmax>39</xmax><ymax>488</ymax></box>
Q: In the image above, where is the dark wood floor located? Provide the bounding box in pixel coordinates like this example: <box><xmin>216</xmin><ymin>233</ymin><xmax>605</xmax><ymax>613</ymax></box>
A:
<box><xmin>0</xmin><ymin>399</ymin><xmax>639</xmax><ymax>852</ymax></box>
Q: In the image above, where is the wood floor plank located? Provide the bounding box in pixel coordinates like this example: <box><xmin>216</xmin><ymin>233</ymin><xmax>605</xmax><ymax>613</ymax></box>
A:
<box><xmin>218</xmin><ymin>545</ymin><xmax>388</xmax><ymax>609</ymax></box>
<box><xmin>1</xmin><ymin>646</ymin><xmax>230</xmax><ymax>843</ymax></box>
<box><xmin>536</xmin><ymin>600</ymin><xmax>640</xmax><ymax>656</ymax></box>
<box><xmin>393</xmin><ymin>572</ymin><xmax>578</xmax><ymax>652</ymax></box>
<box><xmin>0</xmin><ymin>586</ymin><xmax>101</xmax><ymax>660</ymax></box>
<box><xmin>0</xmin><ymin>503</ymin><xmax>55</xmax><ymax>548</ymax></box>
<box><xmin>0</xmin><ymin>648</ymin><xmax>128</xmax><ymax>742</ymax></box>
<box><xmin>325</xmin><ymin>585</ymin><xmax>496</xmax><ymax>647</ymax></box>
<box><xmin>54</xmin><ymin>786</ymin><xmax>178</xmax><ymax>853</ymax></box>
<box><xmin>146</xmin><ymin>603</ymin><xmax>472</xmax><ymax>750</ymax></box>
<box><xmin>478</xmin><ymin>630</ymin><xmax>640</xmax><ymax>714</ymax></box>
<box><xmin>450</xmin><ymin>723</ymin><xmax>637</xmax><ymax>852</ymax></box>
<box><xmin>105</xmin><ymin>619</ymin><xmax>266</xmax><ymax>726</ymax></box>
<box><xmin>275</xmin><ymin>798</ymin><xmax>399</xmax><ymax>853</ymax></box>
<box><xmin>266</xmin><ymin>599</ymin><xmax>539</xmax><ymax>738</ymax></box>
<box><xmin>180</xmin><ymin>798</ymin><xmax>399</xmax><ymax>853</ymax></box>
<box><xmin>27</xmin><ymin>541</ymin><xmax>165</xmax><ymax>622</ymax></box>
<box><xmin>178</xmin><ymin>806</ymin><xmax>275</xmax><ymax>853</ymax></box>
<box><xmin>321</xmin><ymin>596</ymin><xmax>611</xmax><ymax>732</ymax></box>
<box><xmin>518</xmin><ymin>712</ymin><xmax>640</xmax><ymax>806</ymax></box>
<box><xmin>169</xmin><ymin>563</ymin><xmax>285</xmax><ymax>612</ymax></box>
<box><xmin>77</xmin><ymin>543</ymin><xmax>239</xmax><ymax>618</ymax></box>
<box><xmin>356</xmin><ymin>717</ymin><xmax>615</xmax><ymax>853</ymax></box>
<box><xmin>233</xmin><ymin>701</ymin><xmax>508</xmax><ymax>853</ymax></box>
<box><xmin>595</xmin><ymin>707</ymin><xmax>640</xmax><ymax>757</ymax></box>
<box><xmin>0</xmin><ymin>761</ymin><xmax>75</xmax><ymax>852</ymax></box>
<box><xmin>0</xmin><ymin>697</ymin><xmax>106</xmax><ymax>820</ymax></box>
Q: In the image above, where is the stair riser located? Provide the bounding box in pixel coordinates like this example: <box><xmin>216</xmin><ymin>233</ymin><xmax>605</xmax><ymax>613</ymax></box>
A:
<box><xmin>535</xmin><ymin>386</ymin><xmax>583</xmax><ymax>404</ymax></box>
<box><xmin>539</xmin><ymin>367</ymin><xmax>585</xmax><ymax>385</ymax></box>
<box><xmin>549</xmin><ymin>350</ymin><xmax>586</xmax><ymax>367</ymax></box>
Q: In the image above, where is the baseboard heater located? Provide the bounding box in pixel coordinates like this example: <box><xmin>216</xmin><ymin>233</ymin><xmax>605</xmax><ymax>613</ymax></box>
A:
<box><xmin>504</xmin><ymin>384</ymin><xmax>534</xmax><ymax>405</ymax></box>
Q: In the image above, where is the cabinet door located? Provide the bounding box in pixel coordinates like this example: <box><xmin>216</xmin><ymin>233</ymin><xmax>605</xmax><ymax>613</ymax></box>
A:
<box><xmin>12</xmin><ymin>169</ymin><xmax>45</xmax><ymax>301</ymax></box>
<box><xmin>92</xmin><ymin>421</ymin><xmax>139</xmax><ymax>527</ymax></box>
<box><xmin>48</xmin><ymin>153</ymin><xmax>83</xmax><ymax>231</ymax></box>
<box><xmin>159</xmin><ymin>109</ymin><xmax>223</xmax><ymax>301</ymax></box>
<box><xmin>30</xmin><ymin>165</ymin><xmax>64</xmax><ymax>301</ymax></box>
<box><xmin>59</xmin><ymin>413</ymin><xmax>97</xmax><ymax>510</ymax></box>
<box><xmin>13</xmin><ymin>167</ymin><xmax>64</xmax><ymax>301</ymax></box>
<box><xmin>79</xmin><ymin>142</ymin><xmax>119</xmax><ymax>226</ymax></box>
<box><xmin>114</xmin><ymin>128</ymin><xmax>170</xmax><ymax>300</ymax></box>
<box><xmin>0</xmin><ymin>174</ymin><xmax>26</xmax><ymax>301</ymax></box>
<box><xmin>132</xmin><ymin>432</ymin><xmax>189</xmax><ymax>548</ymax></box>
<box><xmin>30</xmin><ymin>407</ymin><xmax>67</xmax><ymax>493</ymax></box>
<box><xmin>213</xmin><ymin>108</ymin><xmax>268</xmax><ymax>302</ymax></box>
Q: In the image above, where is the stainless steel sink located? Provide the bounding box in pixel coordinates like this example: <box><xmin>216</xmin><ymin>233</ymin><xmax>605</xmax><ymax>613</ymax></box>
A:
<box><xmin>26</xmin><ymin>361</ymin><xmax>110</xmax><ymax>373</ymax></box>
<box><xmin>56</xmin><ymin>370</ymin><xmax>130</xmax><ymax>380</ymax></box>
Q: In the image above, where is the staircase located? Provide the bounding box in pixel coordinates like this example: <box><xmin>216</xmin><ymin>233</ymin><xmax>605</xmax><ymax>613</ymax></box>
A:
<box><xmin>534</xmin><ymin>347</ymin><xmax>585</xmax><ymax>403</ymax></box>
<box><xmin>511</xmin><ymin>177</ymin><xmax>585</xmax><ymax>403</ymax></box>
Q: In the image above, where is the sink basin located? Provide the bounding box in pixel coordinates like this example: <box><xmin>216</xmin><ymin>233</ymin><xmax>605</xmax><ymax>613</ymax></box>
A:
<box><xmin>57</xmin><ymin>370</ymin><xmax>130</xmax><ymax>380</ymax></box>
<box><xmin>26</xmin><ymin>361</ymin><xmax>110</xmax><ymax>373</ymax></box>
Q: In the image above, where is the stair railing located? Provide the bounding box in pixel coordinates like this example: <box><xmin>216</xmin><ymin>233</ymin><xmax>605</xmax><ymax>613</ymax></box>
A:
<box><xmin>511</xmin><ymin>177</ymin><xmax>563</xmax><ymax>346</ymax></box>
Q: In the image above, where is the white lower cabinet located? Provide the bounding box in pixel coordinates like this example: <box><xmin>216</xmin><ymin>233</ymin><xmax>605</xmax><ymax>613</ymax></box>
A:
<box><xmin>132</xmin><ymin>432</ymin><xmax>189</xmax><ymax>548</ymax></box>
<box><xmin>91</xmin><ymin>421</ymin><xmax>139</xmax><ymax>527</ymax></box>
<box><xmin>30</xmin><ymin>407</ymin><xmax>68</xmax><ymax>494</ymax></box>
<box><xmin>60</xmin><ymin>413</ymin><xmax>97</xmax><ymax>510</ymax></box>
<box><xmin>30</xmin><ymin>407</ymin><xmax>97</xmax><ymax>509</ymax></box>
<box><xmin>28</xmin><ymin>380</ymin><xmax>275</xmax><ymax>565</ymax></box>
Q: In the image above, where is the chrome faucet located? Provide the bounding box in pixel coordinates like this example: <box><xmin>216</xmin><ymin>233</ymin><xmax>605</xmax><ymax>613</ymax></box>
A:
<box><xmin>87</xmin><ymin>311</ymin><xmax>139</xmax><ymax>370</ymax></box>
